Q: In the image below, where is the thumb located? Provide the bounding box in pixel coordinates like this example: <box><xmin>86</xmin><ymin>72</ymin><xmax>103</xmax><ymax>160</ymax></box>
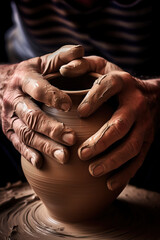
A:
<box><xmin>60</xmin><ymin>55</ymin><xmax>123</xmax><ymax>77</ymax></box>
<box><xmin>59</xmin><ymin>55</ymin><xmax>107</xmax><ymax>77</ymax></box>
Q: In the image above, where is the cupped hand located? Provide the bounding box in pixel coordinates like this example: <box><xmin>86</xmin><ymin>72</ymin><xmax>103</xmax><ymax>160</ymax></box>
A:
<box><xmin>61</xmin><ymin>55</ymin><xmax>160</xmax><ymax>190</ymax></box>
<box><xmin>1</xmin><ymin>45</ymin><xmax>84</xmax><ymax>168</ymax></box>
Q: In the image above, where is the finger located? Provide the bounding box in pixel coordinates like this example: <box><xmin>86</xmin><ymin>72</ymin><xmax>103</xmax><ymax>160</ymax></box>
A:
<box><xmin>42</xmin><ymin>45</ymin><xmax>85</xmax><ymax>75</ymax></box>
<box><xmin>19</xmin><ymin>71</ymin><xmax>72</xmax><ymax>111</ymax></box>
<box><xmin>60</xmin><ymin>55</ymin><xmax>122</xmax><ymax>77</ymax></box>
<box><xmin>88</xmin><ymin>122</ymin><xmax>144</xmax><ymax>178</ymax></box>
<box><xmin>60</xmin><ymin>58</ymin><xmax>91</xmax><ymax>77</ymax></box>
<box><xmin>78</xmin><ymin>71</ymin><xmax>124</xmax><ymax>117</ymax></box>
<box><xmin>106</xmin><ymin>141</ymin><xmax>151</xmax><ymax>191</ymax></box>
<box><xmin>8</xmin><ymin>130</ymin><xmax>43</xmax><ymax>168</ymax></box>
<box><xmin>15</xmin><ymin>97</ymin><xmax>76</xmax><ymax>146</ymax></box>
<box><xmin>12</xmin><ymin>118</ymin><xmax>69</xmax><ymax>164</ymax></box>
<box><xmin>78</xmin><ymin>106</ymin><xmax>135</xmax><ymax>160</ymax></box>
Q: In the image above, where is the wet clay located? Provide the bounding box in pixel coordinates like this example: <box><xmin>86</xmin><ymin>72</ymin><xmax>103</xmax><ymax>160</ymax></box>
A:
<box><xmin>21</xmin><ymin>73</ymin><xmax>124</xmax><ymax>222</ymax></box>
<box><xmin>1</xmin><ymin>181</ymin><xmax>160</xmax><ymax>240</ymax></box>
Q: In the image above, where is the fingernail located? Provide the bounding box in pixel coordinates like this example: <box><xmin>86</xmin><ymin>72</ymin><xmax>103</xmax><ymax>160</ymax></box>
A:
<box><xmin>108</xmin><ymin>181</ymin><xmax>127</xmax><ymax>191</ymax></box>
<box><xmin>54</xmin><ymin>149</ymin><xmax>65</xmax><ymax>164</ymax></box>
<box><xmin>62</xmin><ymin>132</ymin><xmax>76</xmax><ymax>145</ymax></box>
<box><xmin>60</xmin><ymin>102</ymin><xmax>71</xmax><ymax>111</ymax></box>
<box><xmin>107</xmin><ymin>180</ymin><xmax>117</xmax><ymax>191</ymax></box>
<box><xmin>31</xmin><ymin>157</ymin><xmax>42</xmax><ymax>169</ymax></box>
<box><xmin>90</xmin><ymin>164</ymin><xmax>104</xmax><ymax>177</ymax></box>
<box><xmin>80</xmin><ymin>147</ymin><xmax>92</xmax><ymax>160</ymax></box>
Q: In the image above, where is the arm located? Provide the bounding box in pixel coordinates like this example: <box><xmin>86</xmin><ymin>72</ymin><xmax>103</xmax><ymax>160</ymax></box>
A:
<box><xmin>0</xmin><ymin>45</ymin><xmax>84</xmax><ymax>168</ymax></box>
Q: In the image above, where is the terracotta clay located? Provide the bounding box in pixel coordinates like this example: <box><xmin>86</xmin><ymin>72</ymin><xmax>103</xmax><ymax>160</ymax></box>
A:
<box><xmin>1</xmin><ymin>182</ymin><xmax>160</xmax><ymax>239</ymax></box>
<box><xmin>21</xmin><ymin>73</ymin><xmax>124</xmax><ymax>222</ymax></box>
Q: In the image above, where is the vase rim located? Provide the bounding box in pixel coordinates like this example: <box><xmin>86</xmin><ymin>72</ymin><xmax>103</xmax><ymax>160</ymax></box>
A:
<box><xmin>44</xmin><ymin>72</ymin><xmax>101</xmax><ymax>95</ymax></box>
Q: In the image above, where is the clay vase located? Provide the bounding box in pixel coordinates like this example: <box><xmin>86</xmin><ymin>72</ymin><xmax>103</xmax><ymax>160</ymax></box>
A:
<box><xmin>21</xmin><ymin>73</ymin><xmax>124</xmax><ymax>222</ymax></box>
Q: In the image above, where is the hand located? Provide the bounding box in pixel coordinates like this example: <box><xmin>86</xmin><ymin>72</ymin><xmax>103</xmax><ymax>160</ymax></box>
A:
<box><xmin>1</xmin><ymin>45</ymin><xmax>84</xmax><ymax>168</ymax></box>
<box><xmin>61</xmin><ymin>55</ymin><xmax>160</xmax><ymax>190</ymax></box>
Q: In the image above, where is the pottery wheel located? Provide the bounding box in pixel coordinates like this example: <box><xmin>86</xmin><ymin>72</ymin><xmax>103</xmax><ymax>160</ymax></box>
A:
<box><xmin>0</xmin><ymin>181</ymin><xmax>160</xmax><ymax>240</ymax></box>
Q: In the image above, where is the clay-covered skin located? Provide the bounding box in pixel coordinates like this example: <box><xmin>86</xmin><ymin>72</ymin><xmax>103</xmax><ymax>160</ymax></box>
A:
<box><xmin>62</xmin><ymin>54</ymin><xmax>160</xmax><ymax>192</ymax></box>
<box><xmin>0</xmin><ymin>45</ymin><xmax>84</xmax><ymax>168</ymax></box>
<box><xmin>21</xmin><ymin>73</ymin><xmax>123</xmax><ymax>222</ymax></box>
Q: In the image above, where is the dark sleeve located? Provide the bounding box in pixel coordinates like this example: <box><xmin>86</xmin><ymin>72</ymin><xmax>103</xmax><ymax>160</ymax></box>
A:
<box><xmin>0</xmin><ymin>0</ymin><xmax>13</xmax><ymax>63</ymax></box>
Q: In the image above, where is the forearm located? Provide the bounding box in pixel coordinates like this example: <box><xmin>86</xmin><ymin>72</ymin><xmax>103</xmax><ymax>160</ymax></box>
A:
<box><xmin>0</xmin><ymin>63</ymin><xmax>18</xmax><ymax>123</ymax></box>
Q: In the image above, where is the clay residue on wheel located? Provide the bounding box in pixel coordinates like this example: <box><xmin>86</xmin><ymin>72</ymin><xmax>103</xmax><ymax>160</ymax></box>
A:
<box><xmin>1</xmin><ymin>182</ymin><xmax>160</xmax><ymax>240</ymax></box>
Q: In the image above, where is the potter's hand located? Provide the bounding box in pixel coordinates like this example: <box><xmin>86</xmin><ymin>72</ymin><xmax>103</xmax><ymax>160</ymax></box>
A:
<box><xmin>61</xmin><ymin>55</ymin><xmax>160</xmax><ymax>190</ymax></box>
<box><xmin>1</xmin><ymin>45</ymin><xmax>84</xmax><ymax>168</ymax></box>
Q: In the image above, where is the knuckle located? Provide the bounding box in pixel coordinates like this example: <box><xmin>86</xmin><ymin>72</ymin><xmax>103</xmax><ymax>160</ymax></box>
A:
<box><xmin>109</xmin><ymin>78</ymin><xmax>117</xmax><ymax>91</ymax></box>
<box><xmin>104</xmin><ymin>75</ymin><xmax>118</xmax><ymax>89</ymax></box>
<box><xmin>110</xmin><ymin>71</ymin><xmax>124</xmax><ymax>85</ymax></box>
<box><xmin>2</xmin><ymin>124</ymin><xmax>11</xmax><ymax>136</ymax></box>
<box><xmin>113</xmin><ymin>118</ymin><xmax>129</xmax><ymax>137</ymax></box>
<box><xmin>117</xmin><ymin>71</ymin><xmax>132</xmax><ymax>81</ymax></box>
<box><xmin>3</xmin><ymin>94</ymin><xmax>11</xmax><ymax>108</ymax></box>
<box><xmin>95</xmin><ymin>57</ymin><xmax>107</xmax><ymax>71</ymax></box>
<box><xmin>5</xmin><ymin>129</ymin><xmax>13</xmax><ymax>141</ymax></box>
<box><xmin>127</xmin><ymin>139</ymin><xmax>141</xmax><ymax>156</ymax></box>
<box><xmin>1</xmin><ymin>115</ymin><xmax>8</xmax><ymax>132</ymax></box>
<box><xmin>1</xmin><ymin>115</ymin><xmax>16</xmax><ymax>136</ymax></box>
<box><xmin>19</xmin><ymin>125</ymin><xmax>34</xmax><ymax>145</ymax></box>
<box><xmin>14</xmin><ymin>139</ymin><xmax>21</xmax><ymax>152</ymax></box>
<box><xmin>41</xmin><ymin>141</ymin><xmax>52</xmax><ymax>155</ymax></box>
<box><xmin>32</xmin><ymin>86</ymin><xmax>44</xmax><ymax>101</ymax></box>
<box><xmin>122</xmin><ymin>72</ymin><xmax>131</xmax><ymax>79</ymax></box>
<box><xmin>25</xmin><ymin>109</ymin><xmax>42</xmax><ymax>129</ymax></box>
<box><xmin>51</xmin><ymin>122</ymin><xmax>65</xmax><ymax>137</ymax></box>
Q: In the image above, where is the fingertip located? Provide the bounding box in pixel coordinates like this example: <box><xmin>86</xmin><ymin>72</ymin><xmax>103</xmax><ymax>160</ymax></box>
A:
<box><xmin>53</xmin><ymin>148</ymin><xmax>69</xmax><ymax>164</ymax></box>
<box><xmin>60</xmin><ymin>92</ymin><xmax>72</xmax><ymax>112</ymax></box>
<box><xmin>77</xmin><ymin>102</ymin><xmax>91</xmax><ymax>118</ymax></box>
<box><xmin>62</xmin><ymin>132</ymin><xmax>77</xmax><ymax>146</ymax></box>
<box><xmin>55</xmin><ymin>91</ymin><xmax>72</xmax><ymax>112</ymax></box>
<box><xmin>107</xmin><ymin>180</ymin><xmax>115</xmax><ymax>191</ymax></box>
<box><xmin>60</xmin><ymin>58</ymin><xmax>89</xmax><ymax>77</ymax></box>
<box><xmin>22</xmin><ymin>145</ymin><xmax>43</xmax><ymax>169</ymax></box>
<box><xmin>29</xmin><ymin>151</ymin><xmax>43</xmax><ymax>169</ymax></box>
<box><xmin>60</xmin><ymin>102</ymin><xmax>72</xmax><ymax>112</ymax></box>
<box><xmin>31</xmin><ymin>156</ymin><xmax>43</xmax><ymax>169</ymax></box>
<box><xmin>78</xmin><ymin>146</ymin><xmax>92</xmax><ymax>161</ymax></box>
<box><xmin>89</xmin><ymin>163</ymin><xmax>105</xmax><ymax>177</ymax></box>
<box><xmin>107</xmin><ymin>179</ymin><xmax>127</xmax><ymax>191</ymax></box>
<box><xmin>107</xmin><ymin>176</ymin><xmax>121</xmax><ymax>191</ymax></box>
<box><xmin>59</xmin><ymin>64</ymin><xmax>75</xmax><ymax>77</ymax></box>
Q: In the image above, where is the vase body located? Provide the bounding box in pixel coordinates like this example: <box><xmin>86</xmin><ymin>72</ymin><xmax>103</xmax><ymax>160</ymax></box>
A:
<box><xmin>21</xmin><ymin>73</ymin><xmax>123</xmax><ymax>222</ymax></box>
